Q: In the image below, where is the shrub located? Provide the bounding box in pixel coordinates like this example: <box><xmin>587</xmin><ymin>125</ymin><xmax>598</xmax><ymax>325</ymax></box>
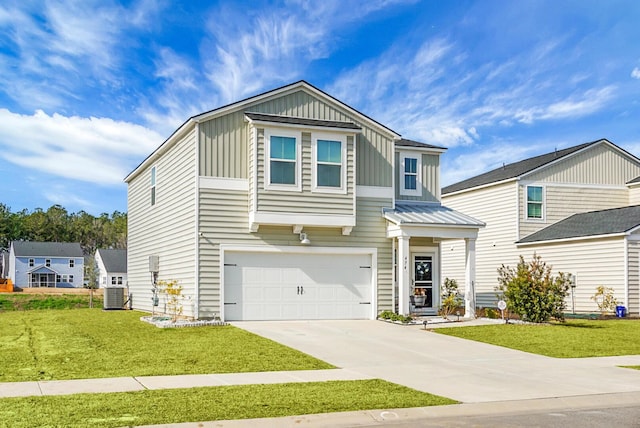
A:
<box><xmin>496</xmin><ymin>254</ymin><xmax>570</xmax><ymax>323</ymax></box>
<box><xmin>591</xmin><ymin>286</ymin><xmax>618</xmax><ymax>315</ymax></box>
<box><xmin>440</xmin><ymin>277</ymin><xmax>463</xmax><ymax>319</ymax></box>
<box><xmin>158</xmin><ymin>279</ymin><xmax>184</xmax><ymax>322</ymax></box>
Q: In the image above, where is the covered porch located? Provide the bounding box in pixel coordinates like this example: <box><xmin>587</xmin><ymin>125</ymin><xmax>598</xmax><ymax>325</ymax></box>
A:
<box><xmin>383</xmin><ymin>202</ymin><xmax>485</xmax><ymax>318</ymax></box>
<box><xmin>28</xmin><ymin>266</ymin><xmax>58</xmax><ymax>288</ymax></box>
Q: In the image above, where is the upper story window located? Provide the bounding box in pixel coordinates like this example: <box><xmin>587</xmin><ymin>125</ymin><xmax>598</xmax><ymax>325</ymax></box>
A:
<box><xmin>526</xmin><ymin>185</ymin><xmax>544</xmax><ymax>219</ymax></box>
<box><xmin>29</xmin><ymin>258</ymin><xmax>34</xmax><ymax>267</ymax></box>
<box><xmin>69</xmin><ymin>259</ymin><xmax>74</xmax><ymax>268</ymax></box>
<box><xmin>45</xmin><ymin>259</ymin><xmax>51</xmax><ymax>267</ymax></box>
<box><xmin>150</xmin><ymin>166</ymin><xmax>157</xmax><ymax>206</ymax></box>
<box><xmin>265</xmin><ymin>129</ymin><xmax>301</xmax><ymax>191</ymax></box>
<box><xmin>313</xmin><ymin>135</ymin><xmax>346</xmax><ymax>193</ymax></box>
<box><xmin>400</xmin><ymin>152</ymin><xmax>422</xmax><ymax>197</ymax></box>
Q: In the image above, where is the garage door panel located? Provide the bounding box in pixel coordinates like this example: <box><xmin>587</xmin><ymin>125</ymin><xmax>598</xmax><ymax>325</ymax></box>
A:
<box><xmin>224</xmin><ymin>251</ymin><xmax>373</xmax><ymax>321</ymax></box>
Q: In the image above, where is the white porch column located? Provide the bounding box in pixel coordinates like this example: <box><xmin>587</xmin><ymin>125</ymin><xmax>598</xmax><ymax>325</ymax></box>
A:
<box><xmin>397</xmin><ymin>235</ymin><xmax>411</xmax><ymax>315</ymax></box>
<box><xmin>464</xmin><ymin>237</ymin><xmax>477</xmax><ymax>319</ymax></box>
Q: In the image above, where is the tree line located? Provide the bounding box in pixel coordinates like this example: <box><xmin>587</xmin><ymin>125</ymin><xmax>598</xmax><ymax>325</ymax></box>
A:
<box><xmin>0</xmin><ymin>204</ymin><xmax>127</xmax><ymax>256</ymax></box>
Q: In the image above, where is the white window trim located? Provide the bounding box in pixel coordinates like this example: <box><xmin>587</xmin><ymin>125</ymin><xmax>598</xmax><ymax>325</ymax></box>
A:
<box><xmin>525</xmin><ymin>184</ymin><xmax>545</xmax><ymax>221</ymax></box>
<box><xmin>312</xmin><ymin>132</ymin><xmax>347</xmax><ymax>194</ymax></box>
<box><xmin>264</xmin><ymin>128</ymin><xmax>302</xmax><ymax>192</ymax></box>
<box><xmin>150</xmin><ymin>166</ymin><xmax>157</xmax><ymax>206</ymax></box>
<box><xmin>400</xmin><ymin>152</ymin><xmax>422</xmax><ymax>197</ymax></box>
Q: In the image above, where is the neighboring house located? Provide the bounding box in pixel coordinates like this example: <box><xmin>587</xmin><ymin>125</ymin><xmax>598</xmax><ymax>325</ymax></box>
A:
<box><xmin>125</xmin><ymin>80</ymin><xmax>484</xmax><ymax>321</ymax></box>
<box><xmin>8</xmin><ymin>241</ymin><xmax>84</xmax><ymax>288</ymax></box>
<box><xmin>95</xmin><ymin>248</ymin><xmax>127</xmax><ymax>288</ymax></box>
<box><xmin>441</xmin><ymin>139</ymin><xmax>640</xmax><ymax>315</ymax></box>
<box><xmin>0</xmin><ymin>249</ymin><xmax>8</xmax><ymax>278</ymax></box>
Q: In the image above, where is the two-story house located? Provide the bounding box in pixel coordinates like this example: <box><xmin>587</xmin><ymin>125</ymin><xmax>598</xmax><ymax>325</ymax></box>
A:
<box><xmin>8</xmin><ymin>241</ymin><xmax>85</xmax><ymax>288</ymax></box>
<box><xmin>95</xmin><ymin>248</ymin><xmax>127</xmax><ymax>288</ymax></box>
<box><xmin>125</xmin><ymin>81</ymin><xmax>484</xmax><ymax>321</ymax></box>
<box><xmin>441</xmin><ymin>139</ymin><xmax>640</xmax><ymax>316</ymax></box>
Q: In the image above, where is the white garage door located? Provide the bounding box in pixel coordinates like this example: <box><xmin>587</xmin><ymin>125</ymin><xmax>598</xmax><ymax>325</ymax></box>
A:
<box><xmin>223</xmin><ymin>251</ymin><xmax>373</xmax><ymax>321</ymax></box>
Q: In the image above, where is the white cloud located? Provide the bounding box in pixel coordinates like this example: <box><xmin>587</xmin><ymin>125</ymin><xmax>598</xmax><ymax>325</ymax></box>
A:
<box><xmin>0</xmin><ymin>109</ymin><xmax>163</xmax><ymax>185</ymax></box>
<box><xmin>632</xmin><ymin>67</ymin><xmax>640</xmax><ymax>79</ymax></box>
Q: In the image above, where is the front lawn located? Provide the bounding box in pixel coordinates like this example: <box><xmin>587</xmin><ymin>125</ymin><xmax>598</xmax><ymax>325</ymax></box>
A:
<box><xmin>435</xmin><ymin>319</ymin><xmax>640</xmax><ymax>358</ymax></box>
<box><xmin>0</xmin><ymin>309</ymin><xmax>332</xmax><ymax>382</ymax></box>
<box><xmin>0</xmin><ymin>379</ymin><xmax>456</xmax><ymax>428</ymax></box>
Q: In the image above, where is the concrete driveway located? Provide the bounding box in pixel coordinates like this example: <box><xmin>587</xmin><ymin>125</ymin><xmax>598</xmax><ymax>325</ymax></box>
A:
<box><xmin>234</xmin><ymin>320</ymin><xmax>640</xmax><ymax>403</ymax></box>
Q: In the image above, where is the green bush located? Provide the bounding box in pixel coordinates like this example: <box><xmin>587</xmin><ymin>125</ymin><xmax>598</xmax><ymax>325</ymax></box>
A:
<box><xmin>496</xmin><ymin>254</ymin><xmax>570</xmax><ymax>323</ymax></box>
<box><xmin>440</xmin><ymin>277</ymin><xmax>463</xmax><ymax>319</ymax></box>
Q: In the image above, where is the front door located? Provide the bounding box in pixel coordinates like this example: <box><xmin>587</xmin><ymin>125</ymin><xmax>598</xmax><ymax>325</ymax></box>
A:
<box><xmin>412</xmin><ymin>254</ymin><xmax>436</xmax><ymax>314</ymax></box>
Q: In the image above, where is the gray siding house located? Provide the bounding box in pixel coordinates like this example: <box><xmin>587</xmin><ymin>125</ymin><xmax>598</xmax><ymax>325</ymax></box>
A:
<box><xmin>125</xmin><ymin>81</ymin><xmax>483</xmax><ymax>320</ymax></box>
<box><xmin>441</xmin><ymin>139</ymin><xmax>640</xmax><ymax>315</ymax></box>
<box><xmin>8</xmin><ymin>241</ymin><xmax>84</xmax><ymax>288</ymax></box>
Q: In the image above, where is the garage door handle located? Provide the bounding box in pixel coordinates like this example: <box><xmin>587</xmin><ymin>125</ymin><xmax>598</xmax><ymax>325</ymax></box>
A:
<box><xmin>224</xmin><ymin>302</ymin><xmax>237</xmax><ymax>305</ymax></box>
<box><xmin>297</xmin><ymin>286</ymin><xmax>304</xmax><ymax>295</ymax></box>
<box><xmin>359</xmin><ymin>302</ymin><xmax>371</xmax><ymax>305</ymax></box>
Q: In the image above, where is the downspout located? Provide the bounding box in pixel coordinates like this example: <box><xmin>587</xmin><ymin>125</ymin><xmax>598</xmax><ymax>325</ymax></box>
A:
<box><xmin>194</xmin><ymin>122</ymin><xmax>200</xmax><ymax>319</ymax></box>
<box><xmin>515</xmin><ymin>178</ymin><xmax>521</xmax><ymax>241</ymax></box>
<box><xmin>624</xmin><ymin>235</ymin><xmax>629</xmax><ymax>314</ymax></box>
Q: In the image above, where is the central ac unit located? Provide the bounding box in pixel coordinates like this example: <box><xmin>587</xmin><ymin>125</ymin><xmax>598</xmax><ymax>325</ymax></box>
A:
<box><xmin>103</xmin><ymin>287</ymin><xmax>125</xmax><ymax>310</ymax></box>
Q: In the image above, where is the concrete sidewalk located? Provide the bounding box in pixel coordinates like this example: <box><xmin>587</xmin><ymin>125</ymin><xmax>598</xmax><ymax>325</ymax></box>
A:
<box><xmin>0</xmin><ymin>368</ymin><xmax>373</xmax><ymax>398</ymax></box>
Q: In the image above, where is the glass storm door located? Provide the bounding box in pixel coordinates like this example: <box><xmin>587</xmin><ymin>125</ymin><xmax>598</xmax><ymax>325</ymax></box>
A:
<box><xmin>413</xmin><ymin>255</ymin><xmax>433</xmax><ymax>309</ymax></box>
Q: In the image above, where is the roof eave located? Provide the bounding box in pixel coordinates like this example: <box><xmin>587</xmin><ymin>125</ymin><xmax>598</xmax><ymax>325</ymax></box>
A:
<box><xmin>516</xmin><ymin>231</ymin><xmax>629</xmax><ymax>246</ymax></box>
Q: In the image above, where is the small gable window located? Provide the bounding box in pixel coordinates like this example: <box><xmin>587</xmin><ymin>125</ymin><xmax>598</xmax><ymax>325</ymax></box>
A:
<box><xmin>45</xmin><ymin>259</ymin><xmax>51</xmax><ymax>267</ymax></box>
<box><xmin>400</xmin><ymin>153</ymin><xmax>422</xmax><ymax>197</ymax></box>
<box><xmin>526</xmin><ymin>185</ymin><xmax>544</xmax><ymax>219</ymax></box>
<box><xmin>150</xmin><ymin>166</ymin><xmax>157</xmax><ymax>206</ymax></box>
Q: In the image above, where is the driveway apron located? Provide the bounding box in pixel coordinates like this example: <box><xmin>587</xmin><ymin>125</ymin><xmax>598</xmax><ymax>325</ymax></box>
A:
<box><xmin>233</xmin><ymin>320</ymin><xmax>640</xmax><ymax>403</ymax></box>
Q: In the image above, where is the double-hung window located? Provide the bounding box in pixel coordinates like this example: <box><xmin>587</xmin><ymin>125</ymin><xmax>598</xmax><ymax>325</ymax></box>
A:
<box><xmin>266</xmin><ymin>130</ymin><xmax>301</xmax><ymax>190</ymax></box>
<box><xmin>526</xmin><ymin>185</ymin><xmax>544</xmax><ymax>219</ymax></box>
<box><xmin>29</xmin><ymin>258</ymin><xmax>34</xmax><ymax>267</ymax></box>
<box><xmin>313</xmin><ymin>136</ymin><xmax>345</xmax><ymax>192</ymax></box>
<box><xmin>150</xmin><ymin>166</ymin><xmax>157</xmax><ymax>206</ymax></box>
<box><xmin>45</xmin><ymin>259</ymin><xmax>51</xmax><ymax>267</ymax></box>
<box><xmin>69</xmin><ymin>259</ymin><xmax>74</xmax><ymax>268</ymax></box>
<box><xmin>400</xmin><ymin>152</ymin><xmax>422</xmax><ymax>196</ymax></box>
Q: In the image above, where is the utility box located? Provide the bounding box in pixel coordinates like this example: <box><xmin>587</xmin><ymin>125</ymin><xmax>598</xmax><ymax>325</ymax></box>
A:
<box><xmin>104</xmin><ymin>287</ymin><xmax>125</xmax><ymax>310</ymax></box>
<box><xmin>149</xmin><ymin>255</ymin><xmax>159</xmax><ymax>273</ymax></box>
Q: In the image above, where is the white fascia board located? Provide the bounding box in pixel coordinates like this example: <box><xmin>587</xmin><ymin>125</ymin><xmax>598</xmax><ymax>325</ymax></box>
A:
<box><xmin>518</xmin><ymin>180</ymin><xmax>628</xmax><ymax>190</ymax></box>
<box><xmin>386</xmin><ymin>224</ymin><xmax>481</xmax><ymax>239</ymax></box>
<box><xmin>250</xmin><ymin>211</ymin><xmax>356</xmax><ymax>228</ymax></box>
<box><xmin>395</xmin><ymin>145</ymin><xmax>447</xmax><ymax>155</ymax></box>
<box><xmin>124</xmin><ymin>120</ymin><xmax>195</xmax><ymax>183</ymax></box>
<box><xmin>199</xmin><ymin>177</ymin><xmax>249</xmax><ymax>191</ymax></box>
<box><xmin>246</xmin><ymin>117</ymin><xmax>359</xmax><ymax>135</ymax></box>
<box><xmin>516</xmin><ymin>232</ymin><xmax>628</xmax><ymax>247</ymax></box>
<box><xmin>442</xmin><ymin>178</ymin><xmax>518</xmax><ymax>198</ymax></box>
<box><xmin>356</xmin><ymin>186</ymin><xmax>394</xmax><ymax>198</ymax></box>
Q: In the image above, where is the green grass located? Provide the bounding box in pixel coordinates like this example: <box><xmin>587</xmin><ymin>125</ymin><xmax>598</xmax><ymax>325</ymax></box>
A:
<box><xmin>0</xmin><ymin>293</ymin><xmax>102</xmax><ymax>311</ymax></box>
<box><xmin>0</xmin><ymin>380</ymin><xmax>456</xmax><ymax>428</ymax></box>
<box><xmin>435</xmin><ymin>319</ymin><xmax>640</xmax><ymax>358</ymax></box>
<box><xmin>0</xmin><ymin>309</ymin><xmax>332</xmax><ymax>382</ymax></box>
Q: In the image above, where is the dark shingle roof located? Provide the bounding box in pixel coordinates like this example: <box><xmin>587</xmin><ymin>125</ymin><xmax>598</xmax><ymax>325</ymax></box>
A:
<box><xmin>442</xmin><ymin>140</ymin><xmax>604</xmax><ymax>195</ymax></box>
<box><xmin>396</xmin><ymin>139</ymin><xmax>446</xmax><ymax>150</ymax></box>
<box><xmin>97</xmin><ymin>249</ymin><xmax>127</xmax><ymax>273</ymax></box>
<box><xmin>245</xmin><ymin>112</ymin><xmax>361</xmax><ymax>130</ymax></box>
<box><xmin>12</xmin><ymin>241</ymin><xmax>83</xmax><ymax>257</ymax></box>
<box><xmin>517</xmin><ymin>205</ymin><xmax>640</xmax><ymax>244</ymax></box>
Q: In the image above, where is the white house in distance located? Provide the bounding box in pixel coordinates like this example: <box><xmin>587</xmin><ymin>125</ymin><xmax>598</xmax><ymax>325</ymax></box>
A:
<box><xmin>441</xmin><ymin>139</ymin><xmax>640</xmax><ymax>316</ymax></box>
<box><xmin>8</xmin><ymin>241</ymin><xmax>84</xmax><ymax>288</ymax></box>
<box><xmin>125</xmin><ymin>80</ymin><xmax>484</xmax><ymax>321</ymax></box>
<box><xmin>95</xmin><ymin>248</ymin><xmax>127</xmax><ymax>288</ymax></box>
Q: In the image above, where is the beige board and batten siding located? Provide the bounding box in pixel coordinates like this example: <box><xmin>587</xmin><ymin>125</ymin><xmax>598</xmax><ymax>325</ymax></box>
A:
<box><xmin>197</xmin><ymin>189</ymin><xmax>393</xmax><ymax>319</ymax></box>
<box><xmin>127</xmin><ymin>130</ymin><xmax>197</xmax><ymax>316</ymax></box>
<box><xmin>519</xmin><ymin>185</ymin><xmax>630</xmax><ymax>238</ymax></box>
<box><xmin>197</xmin><ymin>88</ymin><xmax>393</xmax><ymax>187</ymax></box>
<box><xmin>518</xmin><ymin>237</ymin><xmax>626</xmax><ymax>313</ymax></box>
<box><xmin>394</xmin><ymin>152</ymin><xmax>440</xmax><ymax>202</ymax></box>
<box><xmin>441</xmin><ymin>182</ymin><xmax>519</xmax><ymax>307</ymax></box>
<box><xmin>254</xmin><ymin>129</ymin><xmax>354</xmax><ymax>215</ymax></box>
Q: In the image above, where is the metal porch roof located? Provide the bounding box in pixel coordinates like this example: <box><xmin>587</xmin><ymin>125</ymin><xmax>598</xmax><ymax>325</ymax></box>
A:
<box><xmin>383</xmin><ymin>202</ymin><xmax>485</xmax><ymax>227</ymax></box>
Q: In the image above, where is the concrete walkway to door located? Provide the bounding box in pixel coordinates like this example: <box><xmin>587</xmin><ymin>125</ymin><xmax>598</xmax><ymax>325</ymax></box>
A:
<box><xmin>234</xmin><ymin>320</ymin><xmax>640</xmax><ymax>403</ymax></box>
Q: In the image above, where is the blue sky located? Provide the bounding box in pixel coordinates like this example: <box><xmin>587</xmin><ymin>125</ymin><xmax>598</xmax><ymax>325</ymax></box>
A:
<box><xmin>1</xmin><ymin>0</ymin><xmax>640</xmax><ymax>215</ymax></box>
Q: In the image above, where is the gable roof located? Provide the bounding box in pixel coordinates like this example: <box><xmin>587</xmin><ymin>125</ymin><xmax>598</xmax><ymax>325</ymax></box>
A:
<box><xmin>96</xmin><ymin>249</ymin><xmax>127</xmax><ymax>273</ymax></box>
<box><xmin>125</xmin><ymin>80</ymin><xmax>401</xmax><ymax>183</ymax></box>
<box><xmin>517</xmin><ymin>205</ymin><xmax>640</xmax><ymax>244</ymax></box>
<box><xmin>11</xmin><ymin>241</ymin><xmax>83</xmax><ymax>258</ymax></box>
<box><xmin>442</xmin><ymin>138</ymin><xmax>637</xmax><ymax>195</ymax></box>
